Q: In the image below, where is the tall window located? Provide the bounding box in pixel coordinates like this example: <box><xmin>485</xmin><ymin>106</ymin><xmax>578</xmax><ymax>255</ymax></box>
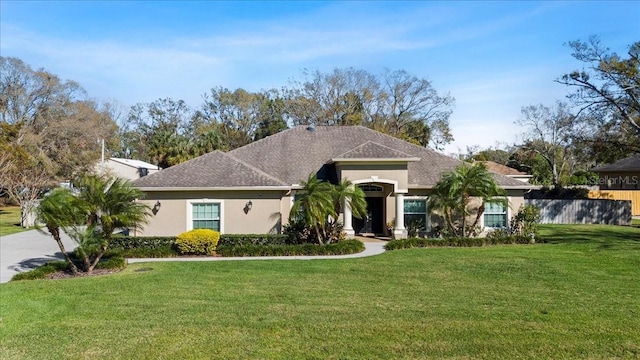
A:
<box><xmin>404</xmin><ymin>198</ymin><xmax>428</xmax><ymax>230</ymax></box>
<box><xmin>484</xmin><ymin>202</ymin><xmax>507</xmax><ymax>228</ymax></box>
<box><xmin>192</xmin><ymin>203</ymin><xmax>221</xmax><ymax>231</ymax></box>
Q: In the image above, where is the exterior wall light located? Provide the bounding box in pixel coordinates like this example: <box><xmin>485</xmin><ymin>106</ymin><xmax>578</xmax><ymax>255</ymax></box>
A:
<box><xmin>152</xmin><ymin>200</ymin><xmax>161</xmax><ymax>215</ymax></box>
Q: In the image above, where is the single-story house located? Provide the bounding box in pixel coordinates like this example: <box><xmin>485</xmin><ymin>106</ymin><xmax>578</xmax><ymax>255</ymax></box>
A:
<box><xmin>97</xmin><ymin>158</ymin><xmax>161</xmax><ymax>181</ymax></box>
<box><xmin>131</xmin><ymin>126</ymin><xmax>535</xmax><ymax>238</ymax></box>
<box><xmin>592</xmin><ymin>154</ymin><xmax>640</xmax><ymax>190</ymax></box>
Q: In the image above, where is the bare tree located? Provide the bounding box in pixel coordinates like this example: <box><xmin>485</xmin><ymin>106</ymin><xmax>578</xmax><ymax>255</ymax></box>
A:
<box><xmin>1</xmin><ymin>161</ymin><xmax>54</xmax><ymax>227</ymax></box>
<box><xmin>516</xmin><ymin>102</ymin><xmax>577</xmax><ymax>186</ymax></box>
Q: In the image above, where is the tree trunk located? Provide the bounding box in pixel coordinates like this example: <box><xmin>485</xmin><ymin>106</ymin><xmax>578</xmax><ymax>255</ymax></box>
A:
<box><xmin>47</xmin><ymin>225</ymin><xmax>79</xmax><ymax>274</ymax></box>
<box><xmin>445</xmin><ymin>209</ymin><xmax>457</xmax><ymax>236</ymax></box>
<box><xmin>87</xmin><ymin>245</ymin><xmax>107</xmax><ymax>273</ymax></box>
<box><xmin>469</xmin><ymin>203</ymin><xmax>485</xmax><ymax>234</ymax></box>
<box><xmin>314</xmin><ymin>225</ymin><xmax>324</xmax><ymax>245</ymax></box>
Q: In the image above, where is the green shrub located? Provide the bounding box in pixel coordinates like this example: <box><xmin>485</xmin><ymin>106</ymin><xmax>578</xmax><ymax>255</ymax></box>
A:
<box><xmin>11</xmin><ymin>261</ymin><xmax>68</xmax><ymax>281</ymax></box>
<box><xmin>510</xmin><ymin>204</ymin><xmax>542</xmax><ymax>238</ymax></box>
<box><xmin>94</xmin><ymin>251</ymin><xmax>126</xmax><ymax>270</ymax></box>
<box><xmin>283</xmin><ymin>219</ymin><xmax>316</xmax><ymax>244</ymax></box>
<box><xmin>119</xmin><ymin>247</ymin><xmax>179</xmax><ymax>258</ymax></box>
<box><xmin>217</xmin><ymin>239</ymin><xmax>364</xmax><ymax>257</ymax></box>
<box><xmin>219</xmin><ymin>234</ymin><xmax>289</xmax><ymax>246</ymax></box>
<box><xmin>385</xmin><ymin>235</ymin><xmax>544</xmax><ymax>250</ymax></box>
<box><xmin>110</xmin><ymin>236</ymin><xmax>176</xmax><ymax>250</ymax></box>
<box><xmin>176</xmin><ymin>229</ymin><xmax>220</xmax><ymax>255</ymax></box>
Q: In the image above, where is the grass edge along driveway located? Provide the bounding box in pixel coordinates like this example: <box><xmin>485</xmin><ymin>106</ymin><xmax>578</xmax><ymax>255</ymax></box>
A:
<box><xmin>1</xmin><ymin>224</ymin><xmax>639</xmax><ymax>359</ymax></box>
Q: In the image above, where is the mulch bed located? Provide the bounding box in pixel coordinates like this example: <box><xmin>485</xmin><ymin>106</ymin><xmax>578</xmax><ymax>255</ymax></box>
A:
<box><xmin>46</xmin><ymin>268</ymin><xmax>123</xmax><ymax>280</ymax></box>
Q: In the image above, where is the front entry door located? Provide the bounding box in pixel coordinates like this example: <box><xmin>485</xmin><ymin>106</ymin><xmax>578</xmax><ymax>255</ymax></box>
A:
<box><xmin>353</xmin><ymin>197</ymin><xmax>384</xmax><ymax>235</ymax></box>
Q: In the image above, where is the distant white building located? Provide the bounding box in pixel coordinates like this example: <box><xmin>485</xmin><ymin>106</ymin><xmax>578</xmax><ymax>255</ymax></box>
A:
<box><xmin>96</xmin><ymin>158</ymin><xmax>160</xmax><ymax>181</ymax></box>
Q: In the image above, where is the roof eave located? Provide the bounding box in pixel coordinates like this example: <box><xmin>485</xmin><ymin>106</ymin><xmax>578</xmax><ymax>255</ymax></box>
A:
<box><xmin>406</xmin><ymin>184</ymin><xmax>541</xmax><ymax>190</ymax></box>
<box><xmin>328</xmin><ymin>157</ymin><xmax>421</xmax><ymax>164</ymax></box>
<box><xmin>136</xmin><ymin>186</ymin><xmax>292</xmax><ymax>192</ymax></box>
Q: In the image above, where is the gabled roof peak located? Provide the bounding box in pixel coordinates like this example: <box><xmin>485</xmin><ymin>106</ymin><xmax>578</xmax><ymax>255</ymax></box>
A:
<box><xmin>330</xmin><ymin>141</ymin><xmax>420</xmax><ymax>162</ymax></box>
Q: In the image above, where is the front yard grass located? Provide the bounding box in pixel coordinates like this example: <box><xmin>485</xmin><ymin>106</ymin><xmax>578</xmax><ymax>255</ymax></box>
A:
<box><xmin>1</xmin><ymin>224</ymin><xmax>639</xmax><ymax>359</ymax></box>
<box><xmin>0</xmin><ymin>206</ymin><xmax>28</xmax><ymax>236</ymax></box>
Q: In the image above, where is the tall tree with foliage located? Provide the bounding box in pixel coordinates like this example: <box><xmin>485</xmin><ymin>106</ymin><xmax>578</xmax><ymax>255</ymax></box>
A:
<box><xmin>120</xmin><ymin>98</ymin><xmax>196</xmax><ymax>168</ymax></box>
<box><xmin>37</xmin><ymin>175</ymin><xmax>150</xmax><ymax>273</ymax></box>
<box><xmin>285</xmin><ymin>67</ymin><xmax>454</xmax><ymax>150</ymax></box>
<box><xmin>0</xmin><ymin>57</ymin><xmax>119</xmax><ymax>179</ymax></box>
<box><xmin>557</xmin><ymin>36</ymin><xmax>640</xmax><ymax>162</ymax></box>
<box><xmin>428</xmin><ymin>163</ymin><xmax>506</xmax><ymax>237</ymax></box>
<box><xmin>198</xmin><ymin>87</ymin><xmax>288</xmax><ymax>147</ymax></box>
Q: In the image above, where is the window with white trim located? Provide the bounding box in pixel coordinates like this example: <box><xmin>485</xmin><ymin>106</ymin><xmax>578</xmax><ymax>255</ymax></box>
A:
<box><xmin>404</xmin><ymin>198</ymin><xmax>428</xmax><ymax>230</ymax></box>
<box><xmin>484</xmin><ymin>202</ymin><xmax>507</xmax><ymax>229</ymax></box>
<box><xmin>192</xmin><ymin>203</ymin><xmax>221</xmax><ymax>231</ymax></box>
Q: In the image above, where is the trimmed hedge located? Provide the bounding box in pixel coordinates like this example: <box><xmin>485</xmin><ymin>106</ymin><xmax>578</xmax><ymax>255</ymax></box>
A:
<box><xmin>385</xmin><ymin>235</ymin><xmax>544</xmax><ymax>250</ymax></box>
<box><xmin>217</xmin><ymin>239</ymin><xmax>365</xmax><ymax>257</ymax></box>
<box><xmin>110</xmin><ymin>235</ymin><xmax>364</xmax><ymax>257</ymax></box>
<box><xmin>110</xmin><ymin>236</ymin><xmax>176</xmax><ymax>250</ymax></box>
<box><xmin>219</xmin><ymin>234</ymin><xmax>289</xmax><ymax>246</ymax></box>
<box><xmin>110</xmin><ymin>236</ymin><xmax>178</xmax><ymax>258</ymax></box>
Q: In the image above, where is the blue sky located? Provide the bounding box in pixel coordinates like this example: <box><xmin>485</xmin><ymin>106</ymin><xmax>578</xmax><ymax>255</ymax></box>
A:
<box><xmin>1</xmin><ymin>1</ymin><xmax>639</xmax><ymax>155</ymax></box>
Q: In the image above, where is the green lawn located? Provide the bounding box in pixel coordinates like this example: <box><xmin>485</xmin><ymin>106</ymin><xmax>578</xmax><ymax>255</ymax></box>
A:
<box><xmin>0</xmin><ymin>206</ymin><xmax>28</xmax><ymax>236</ymax></box>
<box><xmin>1</xmin><ymin>225</ymin><xmax>639</xmax><ymax>359</ymax></box>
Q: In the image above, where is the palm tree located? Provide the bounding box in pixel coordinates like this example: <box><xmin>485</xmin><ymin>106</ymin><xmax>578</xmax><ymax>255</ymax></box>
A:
<box><xmin>331</xmin><ymin>178</ymin><xmax>367</xmax><ymax>220</ymax></box>
<box><xmin>76</xmin><ymin>175</ymin><xmax>150</xmax><ymax>272</ymax></box>
<box><xmin>37</xmin><ymin>175</ymin><xmax>151</xmax><ymax>273</ymax></box>
<box><xmin>37</xmin><ymin>188</ymin><xmax>82</xmax><ymax>274</ymax></box>
<box><xmin>428</xmin><ymin>163</ymin><xmax>506</xmax><ymax>237</ymax></box>
<box><xmin>290</xmin><ymin>174</ymin><xmax>336</xmax><ymax>244</ymax></box>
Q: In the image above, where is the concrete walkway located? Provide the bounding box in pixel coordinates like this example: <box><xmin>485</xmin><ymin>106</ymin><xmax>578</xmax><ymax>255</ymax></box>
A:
<box><xmin>0</xmin><ymin>229</ymin><xmax>77</xmax><ymax>283</ymax></box>
<box><xmin>128</xmin><ymin>241</ymin><xmax>386</xmax><ymax>264</ymax></box>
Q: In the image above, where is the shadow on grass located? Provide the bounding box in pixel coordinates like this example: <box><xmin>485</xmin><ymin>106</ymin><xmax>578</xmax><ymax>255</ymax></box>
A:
<box><xmin>539</xmin><ymin>224</ymin><xmax>640</xmax><ymax>251</ymax></box>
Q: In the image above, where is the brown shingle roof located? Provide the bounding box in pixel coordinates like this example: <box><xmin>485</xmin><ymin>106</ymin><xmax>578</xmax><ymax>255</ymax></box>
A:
<box><xmin>592</xmin><ymin>154</ymin><xmax>640</xmax><ymax>172</ymax></box>
<box><xmin>134</xmin><ymin>126</ymin><xmax>531</xmax><ymax>189</ymax></box>
<box><xmin>229</xmin><ymin>125</ymin><xmax>528</xmax><ymax>188</ymax></box>
<box><xmin>480</xmin><ymin>161</ymin><xmax>528</xmax><ymax>176</ymax></box>
<box><xmin>331</xmin><ymin>141</ymin><xmax>419</xmax><ymax>161</ymax></box>
<box><xmin>131</xmin><ymin>150</ymin><xmax>288</xmax><ymax>188</ymax></box>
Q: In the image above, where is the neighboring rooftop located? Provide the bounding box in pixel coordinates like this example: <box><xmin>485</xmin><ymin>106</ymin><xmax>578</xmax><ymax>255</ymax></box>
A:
<box><xmin>480</xmin><ymin>161</ymin><xmax>529</xmax><ymax>176</ymax></box>
<box><xmin>109</xmin><ymin>158</ymin><xmax>160</xmax><ymax>170</ymax></box>
<box><xmin>592</xmin><ymin>154</ymin><xmax>640</xmax><ymax>172</ymax></box>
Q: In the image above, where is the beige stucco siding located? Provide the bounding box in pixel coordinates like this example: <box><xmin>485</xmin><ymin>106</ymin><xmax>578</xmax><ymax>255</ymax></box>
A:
<box><xmin>137</xmin><ymin>190</ymin><xmax>286</xmax><ymax>236</ymax></box>
<box><xmin>337</xmin><ymin>164</ymin><xmax>409</xmax><ymax>191</ymax></box>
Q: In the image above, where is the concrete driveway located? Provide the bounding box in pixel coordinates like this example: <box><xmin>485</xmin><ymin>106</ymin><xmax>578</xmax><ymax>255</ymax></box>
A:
<box><xmin>0</xmin><ymin>229</ymin><xmax>77</xmax><ymax>283</ymax></box>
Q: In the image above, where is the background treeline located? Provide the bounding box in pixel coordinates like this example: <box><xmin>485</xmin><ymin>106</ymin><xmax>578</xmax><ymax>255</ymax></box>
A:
<box><xmin>1</xmin><ymin>36</ymin><xmax>638</xmax><ymax>203</ymax></box>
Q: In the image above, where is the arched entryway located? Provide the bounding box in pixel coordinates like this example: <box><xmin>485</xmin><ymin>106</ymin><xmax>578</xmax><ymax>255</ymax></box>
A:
<box><xmin>352</xmin><ymin>184</ymin><xmax>385</xmax><ymax>235</ymax></box>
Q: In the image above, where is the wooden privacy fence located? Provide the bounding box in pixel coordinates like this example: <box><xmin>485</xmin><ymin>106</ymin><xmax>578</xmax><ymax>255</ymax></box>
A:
<box><xmin>525</xmin><ymin>199</ymin><xmax>631</xmax><ymax>226</ymax></box>
<box><xmin>588</xmin><ymin>190</ymin><xmax>640</xmax><ymax>216</ymax></box>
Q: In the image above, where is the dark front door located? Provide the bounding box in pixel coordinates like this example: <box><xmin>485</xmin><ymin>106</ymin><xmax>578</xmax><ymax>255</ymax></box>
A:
<box><xmin>353</xmin><ymin>197</ymin><xmax>384</xmax><ymax>235</ymax></box>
